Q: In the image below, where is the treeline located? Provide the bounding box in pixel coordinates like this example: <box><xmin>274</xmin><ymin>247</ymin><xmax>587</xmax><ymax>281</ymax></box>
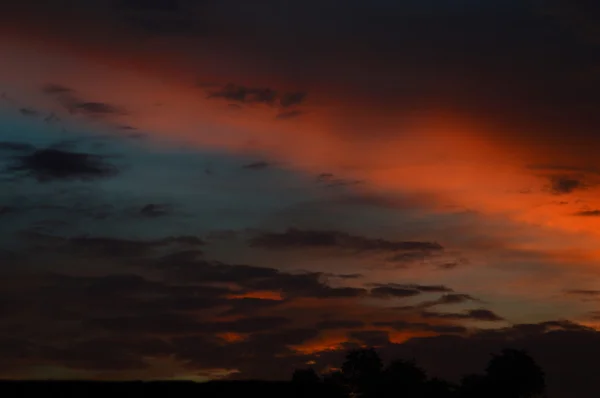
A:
<box><xmin>0</xmin><ymin>348</ymin><xmax>546</xmax><ymax>398</ymax></box>
<box><xmin>291</xmin><ymin>348</ymin><xmax>546</xmax><ymax>398</ymax></box>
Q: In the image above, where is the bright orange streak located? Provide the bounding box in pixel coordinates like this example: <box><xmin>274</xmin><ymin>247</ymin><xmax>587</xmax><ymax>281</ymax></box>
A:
<box><xmin>290</xmin><ymin>332</ymin><xmax>348</xmax><ymax>355</ymax></box>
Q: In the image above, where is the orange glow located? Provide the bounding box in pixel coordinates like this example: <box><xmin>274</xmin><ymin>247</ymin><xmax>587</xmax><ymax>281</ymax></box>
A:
<box><xmin>291</xmin><ymin>334</ymin><xmax>348</xmax><ymax>355</ymax></box>
<box><xmin>388</xmin><ymin>330</ymin><xmax>437</xmax><ymax>344</ymax></box>
<box><xmin>217</xmin><ymin>332</ymin><xmax>248</xmax><ymax>343</ymax></box>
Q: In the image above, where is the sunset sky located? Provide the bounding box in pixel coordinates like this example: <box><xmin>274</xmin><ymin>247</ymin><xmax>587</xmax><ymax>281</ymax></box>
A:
<box><xmin>1</xmin><ymin>1</ymin><xmax>600</xmax><ymax>396</ymax></box>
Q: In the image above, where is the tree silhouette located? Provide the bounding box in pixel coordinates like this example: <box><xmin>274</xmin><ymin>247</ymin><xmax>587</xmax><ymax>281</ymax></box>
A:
<box><xmin>381</xmin><ymin>359</ymin><xmax>427</xmax><ymax>397</ymax></box>
<box><xmin>290</xmin><ymin>346</ymin><xmax>545</xmax><ymax>398</ymax></box>
<box><xmin>423</xmin><ymin>377</ymin><xmax>456</xmax><ymax>398</ymax></box>
<box><xmin>292</xmin><ymin>367</ymin><xmax>321</xmax><ymax>384</ymax></box>
<box><xmin>457</xmin><ymin>374</ymin><xmax>489</xmax><ymax>398</ymax></box>
<box><xmin>457</xmin><ymin>349</ymin><xmax>546</xmax><ymax>398</ymax></box>
<box><xmin>485</xmin><ymin>349</ymin><xmax>546</xmax><ymax>398</ymax></box>
<box><xmin>341</xmin><ymin>348</ymin><xmax>383</xmax><ymax>397</ymax></box>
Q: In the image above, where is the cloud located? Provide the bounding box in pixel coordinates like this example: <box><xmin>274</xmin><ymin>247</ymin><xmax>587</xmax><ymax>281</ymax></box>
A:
<box><xmin>326</xmin><ymin>273</ymin><xmax>363</xmax><ymax>279</ymax></box>
<box><xmin>248</xmin><ymin>228</ymin><xmax>443</xmax><ymax>253</ymax></box>
<box><xmin>573</xmin><ymin>209</ymin><xmax>600</xmax><ymax>217</ymax></box>
<box><xmin>370</xmin><ymin>286</ymin><xmax>422</xmax><ymax>298</ymax></box>
<box><xmin>315</xmin><ymin>173</ymin><xmax>364</xmax><ymax>188</ymax></box>
<box><xmin>421</xmin><ymin>309</ymin><xmax>504</xmax><ymax>322</ymax></box>
<box><xmin>349</xmin><ymin>330</ymin><xmax>390</xmax><ymax>346</ymax></box>
<box><xmin>369</xmin><ymin>283</ymin><xmax>453</xmax><ymax>294</ymax></box>
<box><xmin>19</xmin><ymin>107</ymin><xmax>39</xmax><ymax>117</ymax></box>
<box><xmin>0</xmin><ymin>206</ymin><xmax>16</xmax><ymax>217</ymax></box>
<box><xmin>207</xmin><ymin>84</ymin><xmax>277</xmax><ymax>106</ymax></box>
<box><xmin>206</xmin><ymin>84</ymin><xmax>307</xmax><ymax>109</ymax></box>
<box><xmin>565</xmin><ymin>289</ymin><xmax>600</xmax><ymax>296</ymax></box>
<box><xmin>315</xmin><ymin>320</ymin><xmax>365</xmax><ymax>330</ymax></box>
<box><xmin>2</xmin><ymin>231</ymin><xmax>598</xmax><ymax>398</ymax></box>
<box><xmin>373</xmin><ymin>320</ymin><xmax>467</xmax><ymax>335</ymax></box>
<box><xmin>548</xmin><ymin>176</ymin><xmax>586</xmax><ymax>195</ymax></box>
<box><xmin>242</xmin><ymin>161</ymin><xmax>270</xmax><ymax>170</ymax></box>
<box><xmin>0</xmin><ymin>142</ymin><xmax>35</xmax><ymax>152</ymax></box>
<box><xmin>41</xmin><ymin>83</ymin><xmax>73</xmax><ymax>95</ymax></box>
<box><xmin>69</xmin><ymin>101</ymin><xmax>126</xmax><ymax>116</ymax></box>
<box><xmin>420</xmin><ymin>294</ymin><xmax>480</xmax><ymax>307</ymax></box>
<box><xmin>41</xmin><ymin>85</ymin><xmax>126</xmax><ymax>117</ymax></box>
<box><xmin>140</xmin><ymin>203</ymin><xmax>171</xmax><ymax>217</ymax></box>
<box><xmin>7</xmin><ymin>148</ymin><xmax>119</xmax><ymax>181</ymax></box>
<box><xmin>279</xmin><ymin>92</ymin><xmax>307</xmax><ymax>108</ymax></box>
<box><xmin>24</xmin><ymin>233</ymin><xmax>204</xmax><ymax>259</ymax></box>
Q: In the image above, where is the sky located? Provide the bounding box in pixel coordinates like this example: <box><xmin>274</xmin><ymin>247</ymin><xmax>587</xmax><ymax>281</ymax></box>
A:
<box><xmin>1</xmin><ymin>0</ymin><xmax>600</xmax><ymax>396</ymax></box>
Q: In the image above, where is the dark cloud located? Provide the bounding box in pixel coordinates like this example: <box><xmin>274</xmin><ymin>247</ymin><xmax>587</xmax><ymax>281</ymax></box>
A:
<box><xmin>548</xmin><ymin>176</ymin><xmax>586</xmax><ymax>195</ymax></box>
<box><xmin>565</xmin><ymin>289</ymin><xmax>600</xmax><ymax>296</ymax></box>
<box><xmin>151</xmin><ymin>245</ymin><xmax>367</xmax><ymax>299</ymax></box>
<box><xmin>7</xmin><ymin>148</ymin><xmax>118</xmax><ymax>181</ymax></box>
<box><xmin>0</xmin><ymin>206</ymin><xmax>16</xmax><ymax>217</ymax></box>
<box><xmin>528</xmin><ymin>164</ymin><xmax>600</xmax><ymax>174</ymax></box>
<box><xmin>315</xmin><ymin>320</ymin><xmax>365</xmax><ymax>330</ymax></box>
<box><xmin>207</xmin><ymin>84</ymin><xmax>277</xmax><ymax>106</ymax></box>
<box><xmin>2</xmin><ymin>236</ymin><xmax>599</xmax><ymax>398</ymax></box>
<box><xmin>220</xmin><ymin>298</ymin><xmax>284</xmax><ymax>316</ymax></box>
<box><xmin>315</xmin><ymin>173</ymin><xmax>364</xmax><ymax>188</ymax></box>
<box><xmin>19</xmin><ymin>107</ymin><xmax>38</xmax><ymax>117</ymax></box>
<box><xmin>44</xmin><ymin>112</ymin><xmax>60</xmax><ymax>123</ymax></box>
<box><xmin>349</xmin><ymin>330</ymin><xmax>390</xmax><ymax>346</ymax></box>
<box><xmin>326</xmin><ymin>273</ymin><xmax>363</xmax><ymax>279</ymax></box>
<box><xmin>573</xmin><ymin>209</ymin><xmax>600</xmax><ymax>216</ymax></box>
<box><xmin>279</xmin><ymin>92</ymin><xmax>307</xmax><ymax>108</ymax></box>
<box><xmin>71</xmin><ymin>235</ymin><xmax>203</xmax><ymax>254</ymax></box>
<box><xmin>373</xmin><ymin>320</ymin><xmax>467</xmax><ymax>335</ymax></box>
<box><xmin>56</xmin><ymin>338</ymin><xmax>173</xmax><ymax>371</ymax></box>
<box><xmin>249</xmin><ymin>228</ymin><xmax>443</xmax><ymax>253</ymax></box>
<box><xmin>316</xmin><ymin>173</ymin><xmax>334</xmax><ymax>181</ymax></box>
<box><xmin>421</xmin><ymin>294</ymin><xmax>480</xmax><ymax>307</ymax></box>
<box><xmin>42</xmin><ymin>86</ymin><xmax>127</xmax><ymax>117</ymax></box>
<box><xmin>369</xmin><ymin>283</ymin><xmax>453</xmax><ymax>294</ymax></box>
<box><xmin>23</xmin><ymin>233</ymin><xmax>204</xmax><ymax>259</ymax></box>
<box><xmin>70</xmin><ymin>101</ymin><xmax>126</xmax><ymax>116</ymax></box>
<box><xmin>0</xmin><ymin>142</ymin><xmax>35</xmax><ymax>152</ymax></box>
<box><xmin>436</xmin><ymin>258</ymin><xmax>470</xmax><ymax>270</ymax></box>
<box><xmin>370</xmin><ymin>286</ymin><xmax>421</xmax><ymax>299</ymax></box>
<box><xmin>421</xmin><ymin>309</ymin><xmax>504</xmax><ymax>322</ymax></box>
<box><xmin>242</xmin><ymin>161</ymin><xmax>270</xmax><ymax>170</ymax></box>
<box><xmin>207</xmin><ymin>84</ymin><xmax>307</xmax><ymax>109</ymax></box>
<box><xmin>41</xmin><ymin>83</ymin><xmax>73</xmax><ymax>95</ymax></box>
<box><xmin>140</xmin><ymin>203</ymin><xmax>170</xmax><ymax>217</ymax></box>
<box><xmin>88</xmin><ymin>315</ymin><xmax>290</xmax><ymax>336</ymax></box>
<box><xmin>212</xmin><ymin>316</ymin><xmax>291</xmax><ymax>334</ymax></box>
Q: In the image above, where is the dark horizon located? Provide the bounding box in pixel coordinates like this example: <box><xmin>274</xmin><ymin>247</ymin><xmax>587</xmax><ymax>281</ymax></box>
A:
<box><xmin>0</xmin><ymin>347</ymin><xmax>549</xmax><ymax>397</ymax></box>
